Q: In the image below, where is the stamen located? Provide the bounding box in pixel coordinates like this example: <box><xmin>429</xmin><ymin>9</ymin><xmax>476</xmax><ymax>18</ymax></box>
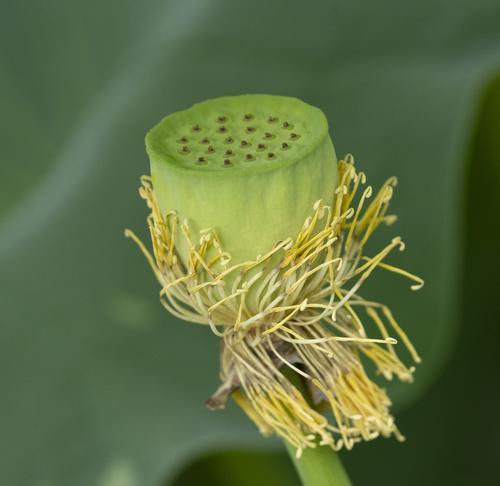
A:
<box><xmin>128</xmin><ymin>156</ymin><xmax>422</xmax><ymax>454</ymax></box>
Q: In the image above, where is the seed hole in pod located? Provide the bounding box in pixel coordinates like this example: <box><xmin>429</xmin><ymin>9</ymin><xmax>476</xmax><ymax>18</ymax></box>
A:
<box><xmin>245</xmin><ymin>126</ymin><xmax>256</xmax><ymax>133</ymax></box>
<box><xmin>264</xmin><ymin>132</ymin><xmax>275</xmax><ymax>140</ymax></box>
<box><xmin>267</xmin><ymin>115</ymin><xmax>278</xmax><ymax>123</ymax></box>
<box><xmin>217</xmin><ymin>115</ymin><xmax>227</xmax><ymax>123</ymax></box>
<box><xmin>180</xmin><ymin>146</ymin><xmax>190</xmax><ymax>154</ymax></box>
<box><xmin>243</xmin><ymin>113</ymin><xmax>254</xmax><ymax>121</ymax></box>
<box><xmin>207</xmin><ymin>146</ymin><xmax>215</xmax><ymax>153</ymax></box>
<box><xmin>282</xmin><ymin>121</ymin><xmax>292</xmax><ymax>129</ymax></box>
<box><xmin>223</xmin><ymin>159</ymin><xmax>233</xmax><ymax>167</ymax></box>
<box><xmin>191</xmin><ymin>124</ymin><xmax>201</xmax><ymax>133</ymax></box>
<box><xmin>240</xmin><ymin>140</ymin><xmax>250</xmax><ymax>147</ymax></box>
<box><xmin>290</xmin><ymin>133</ymin><xmax>301</xmax><ymax>140</ymax></box>
<box><xmin>200</xmin><ymin>137</ymin><xmax>210</xmax><ymax>144</ymax></box>
<box><xmin>197</xmin><ymin>156</ymin><xmax>207</xmax><ymax>164</ymax></box>
<box><xmin>257</xmin><ymin>143</ymin><xmax>266</xmax><ymax>151</ymax></box>
<box><xmin>267</xmin><ymin>152</ymin><xmax>276</xmax><ymax>160</ymax></box>
<box><xmin>245</xmin><ymin>153</ymin><xmax>255</xmax><ymax>161</ymax></box>
<box><xmin>217</xmin><ymin>126</ymin><xmax>228</xmax><ymax>133</ymax></box>
<box><xmin>224</xmin><ymin>149</ymin><xmax>233</xmax><ymax>156</ymax></box>
<box><xmin>177</xmin><ymin>136</ymin><xmax>188</xmax><ymax>143</ymax></box>
<box><xmin>224</xmin><ymin>136</ymin><xmax>234</xmax><ymax>144</ymax></box>
<box><xmin>281</xmin><ymin>142</ymin><xmax>290</xmax><ymax>150</ymax></box>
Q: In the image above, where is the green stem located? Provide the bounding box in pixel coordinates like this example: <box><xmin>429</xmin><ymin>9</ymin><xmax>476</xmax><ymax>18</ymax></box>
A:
<box><xmin>280</xmin><ymin>368</ymin><xmax>352</xmax><ymax>485</ymax></box>
<box><xmin>285</xmin><ymin>442</ymin><xmax>352</xmax><ymax>486</ymax></box>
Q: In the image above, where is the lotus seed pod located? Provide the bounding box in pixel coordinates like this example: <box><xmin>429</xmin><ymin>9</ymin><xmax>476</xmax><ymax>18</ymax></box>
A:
<box><xmin>146</xmin><ymin>94</ymin><xmax>337</xmax><ymax>265</ymax></box>
<box><xmin>128</xmin><ymin>95</ymin><xmax>423</xmax><ymax>458</ymax></box>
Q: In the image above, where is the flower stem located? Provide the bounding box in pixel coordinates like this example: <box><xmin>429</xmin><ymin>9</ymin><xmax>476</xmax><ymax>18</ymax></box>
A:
<box><xmin>285</xmin><ymin>441</ymin><xmax>352</xmax><ymax>486</ymax></box>
<box><xmin>280</xmin><ymin>368</ymin><xmax>352</xmax><ymax>485</ymax></box>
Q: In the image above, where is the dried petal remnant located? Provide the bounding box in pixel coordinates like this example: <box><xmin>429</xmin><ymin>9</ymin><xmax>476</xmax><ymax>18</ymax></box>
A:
<box><xmin>126</xmin><ymin>157</ymin><xmax>422</xmax><ymax>457</ymax></box>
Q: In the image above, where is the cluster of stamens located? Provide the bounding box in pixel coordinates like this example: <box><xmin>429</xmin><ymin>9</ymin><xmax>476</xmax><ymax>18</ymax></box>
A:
<box><xmin>126</xmin><ymin>157</ymin><xmax>423</xmax><ymax>457</ymax></box>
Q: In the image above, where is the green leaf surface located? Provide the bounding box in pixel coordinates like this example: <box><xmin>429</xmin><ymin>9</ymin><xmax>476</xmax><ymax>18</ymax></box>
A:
<box><xmin>1</xmin><ymin>1</ymin><xmax>499</xmax><ymax>485</ymax></box>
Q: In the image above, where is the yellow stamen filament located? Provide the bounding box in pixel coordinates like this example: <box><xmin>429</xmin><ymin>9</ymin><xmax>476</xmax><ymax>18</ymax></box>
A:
<box><xmin>126</xmin><ymin>157</ymin><xmax>422</xmax><ymax>454</ymax></box>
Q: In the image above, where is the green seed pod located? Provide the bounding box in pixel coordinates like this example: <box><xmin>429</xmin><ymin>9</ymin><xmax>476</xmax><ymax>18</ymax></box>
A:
<box><xmin>128</xmin><ymin>94</ymin><xmax>423</xmax><ymax>458</ymax></box>
<box><xmin>146</xmin><ymin>94</ymin><xmax>337</xmax><ymax>265</ymax></box>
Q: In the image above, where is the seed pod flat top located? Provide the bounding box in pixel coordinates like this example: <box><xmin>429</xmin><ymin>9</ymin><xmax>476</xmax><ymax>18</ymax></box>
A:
<box><xmin>146</xmin><ymin>94</ymin><xmax>329</xmax><ymax>174</ymax></box>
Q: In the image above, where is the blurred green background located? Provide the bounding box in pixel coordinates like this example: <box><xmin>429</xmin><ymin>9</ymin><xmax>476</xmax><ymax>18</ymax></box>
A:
<box><xmin>1</xmin><ymin>1</ymin><xmax>499</xmax><ymax>485</ymax></box>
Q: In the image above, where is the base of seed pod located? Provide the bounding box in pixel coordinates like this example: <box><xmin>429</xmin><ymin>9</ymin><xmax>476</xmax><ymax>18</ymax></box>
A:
<box><xmin>126</xmin><ymin>156</ymin><xmax>423</xmax><ymax>456</ymax></box>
